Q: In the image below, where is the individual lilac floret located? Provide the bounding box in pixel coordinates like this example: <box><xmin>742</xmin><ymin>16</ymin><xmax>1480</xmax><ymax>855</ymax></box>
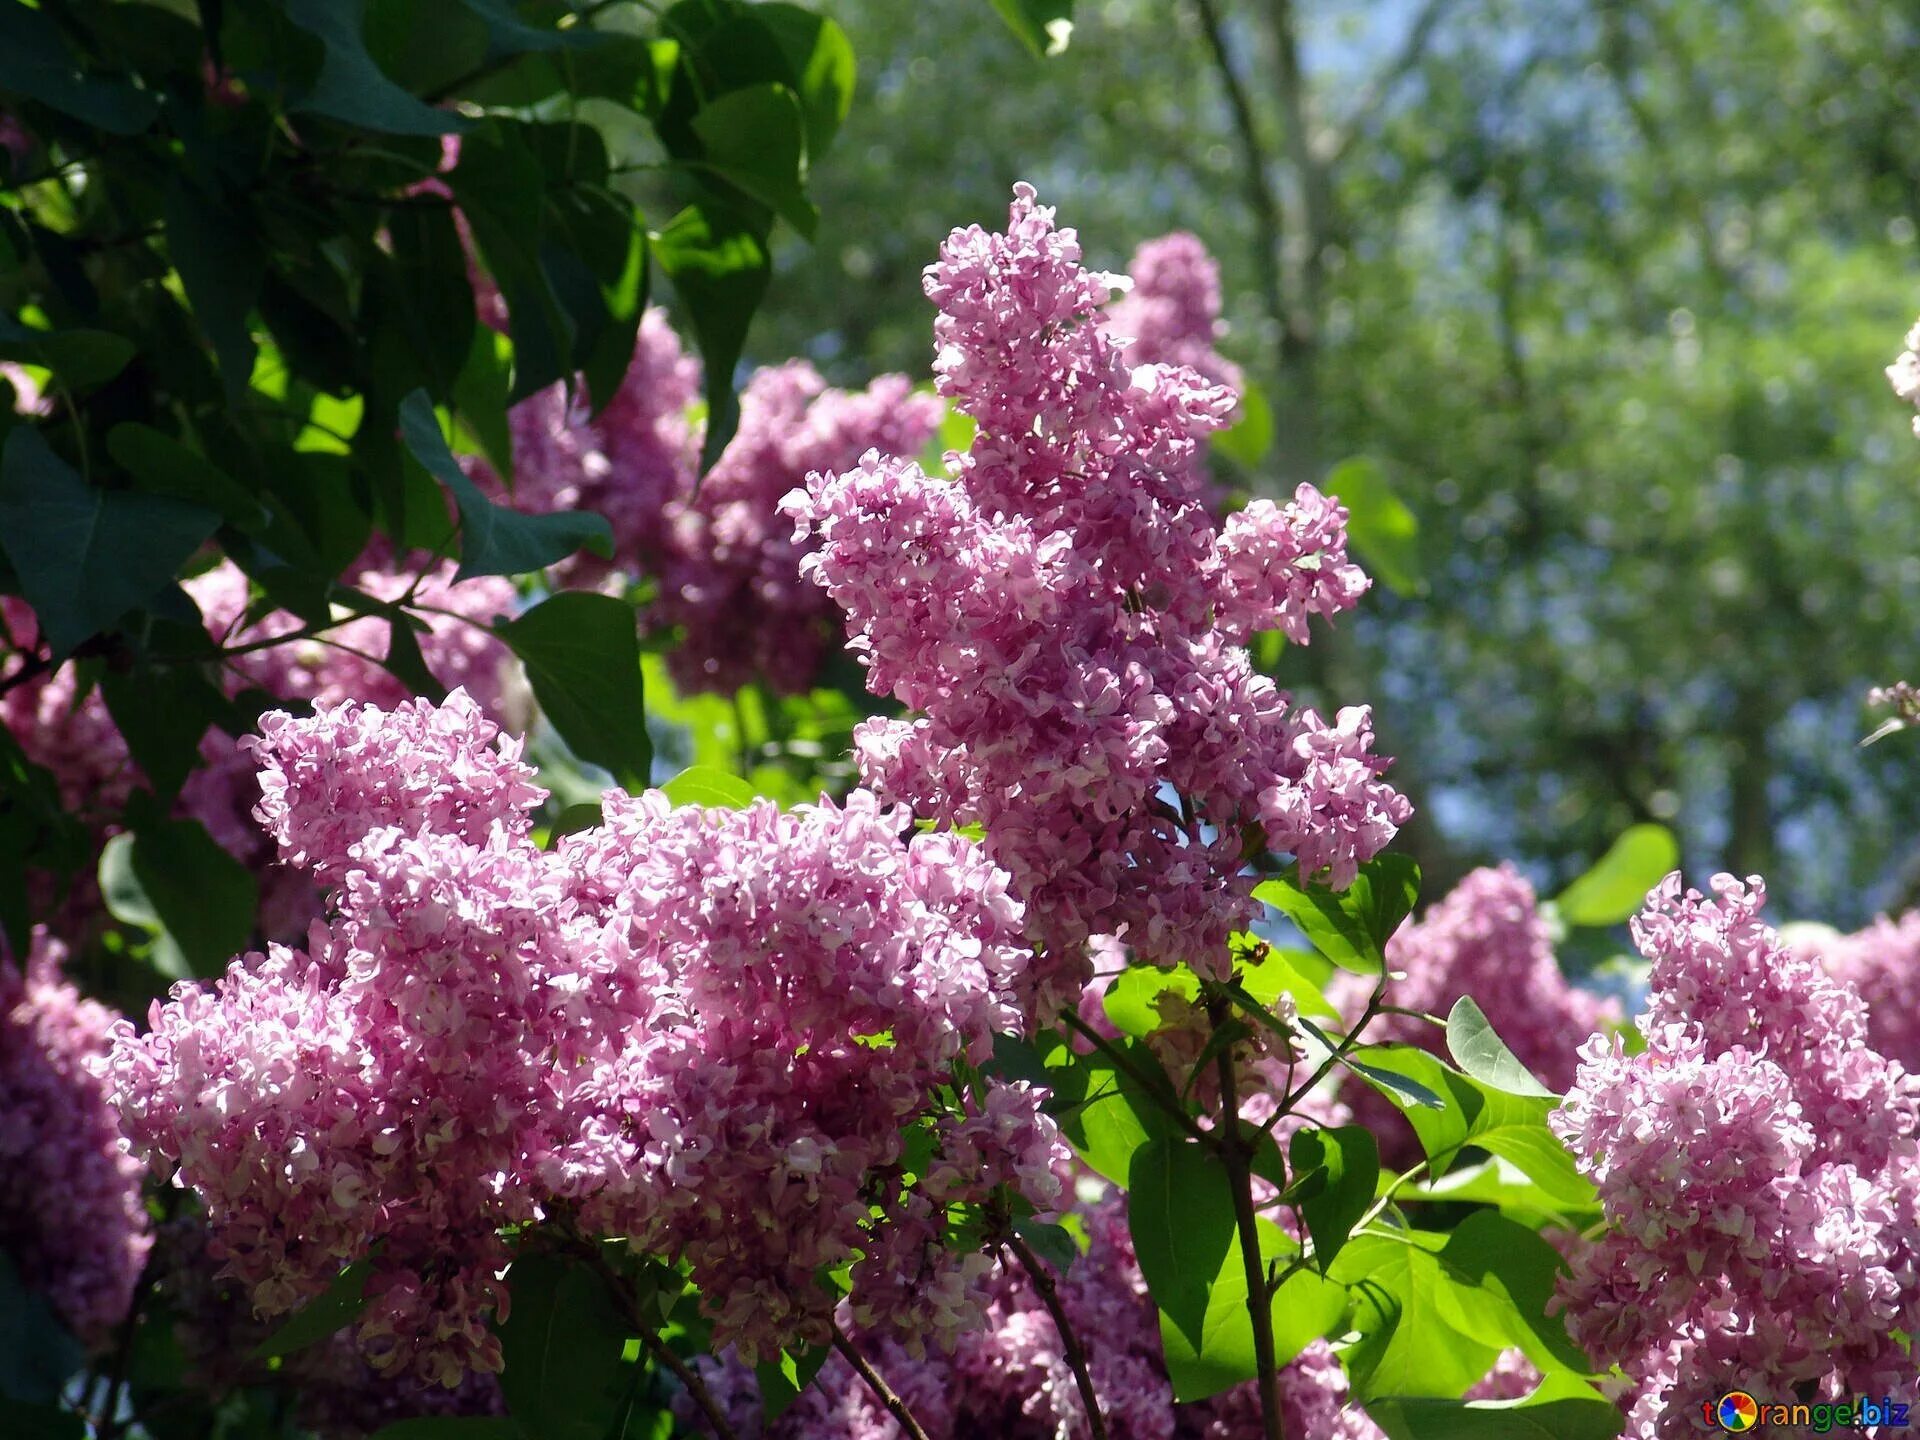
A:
<box><xmin>1551</xmin><ymin>873</ymin><xmax>1920</xmax><ymax>1436</ymax></box>
<box><xmin>788</xmin><ymin>185</ymin><xmax>1407</xmax><ymax>1008</ymax></box>
<box><xmin>1</xmin><ymin>927</ymin><xmax>150</xmax><ymax>1344</ymax></box>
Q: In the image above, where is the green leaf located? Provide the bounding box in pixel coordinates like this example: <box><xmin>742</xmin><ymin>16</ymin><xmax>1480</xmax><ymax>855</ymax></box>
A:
<box><xmin>1289</xmin><ymin>1125</ymin><xmax>1379</xmax><ymax>1269</ymax></box>
<box><xmin>1553</xmin><ymin>824</ymin><xmax>1679</xmax><ymax>928</ymax></box>
<box><xmin>1436</xmin><ymin>1212</ymin><xmax>1594</xmax><ymax>1378</ymax></box>
<box><xmin>398</xmin><ymin>390</ymin><xmax>611</xmax><ymax>579</ymax></box>
<box><xmin>498</xmin><ymin>1253</ymin><xmax>632</xmax><ymax>1440</ymax></box>
<box><xmin>164</xmin><ymin>178</ymin><xmax>264</xmax><ymax>399</ymax></box>
<box><xmin>985</xmin><ymin>0</ymin><xmax>1075</xmax><ymax>56</ymax></box>
<box><xmin>253</xmin><ymin>1262</ymin><xmax>372</xmax><ymax>1361</ymax></box>
<box><xmin>1366</xmin><ymin>1372</ymin><xmax>1624</xmax><ymax>1440</ymax></box>
<box><xmin>1213</xmin><ymin>381</ymin><xmax>1274</xmax><ymax>471</ymax></box>
<box><xmin>1045</xmin><ymin>1037</ymin><xmax>1179</xmax><ymax>1185</ymax></box>
<box><xmin>100</xmin><ymin>668</ymin><xmax>230</xmax><ymax>804</ymax></box>
<box><xmin>1102</xmin><ymin>963</ymin><xmax>1201</xmax><ymax>1038</ymax></box>
<box><xmin>0</xmin><ymin>5</ymin><xmax>159</xmax><ymax>134</ymax></box>
<box><xmin>1126</xmin><ymin>1136</ymin><xmax>1238</xmax><ymax>1353</ymax></box>
<box><xmin>0</xmin><ymin>1398</ymin><xmax>84</xmax><ymax>1440</ymax></box>
<box><xmin>107</xmin><ymin>425</ymin><xmax>268</xmax><ymax>533</ymax></box>
<box><xmin>1324</xmin><ymin>456</ymin><xmax>1423</xmax><ymax>596</ymax></box>
<box><xmin>1302</xmin><ymin>1025</ymin><xmax>1445</xmax><ymax>1110</ymax></box>
<box><xmin>1401</xmin><ymin>1157</ymin><xmax>1602</xmax><ymax>1228</ymax></box>
<box><xmin>1446</xmin><ymin>997</ymin><xmax>1557</xmax><ymax>1098</ymax></box>
<box><xmin>122</xmin><ymin>816</ymin><xmax>259</xmax><ymax>977</ymax></box>
<box><xmin>1255</xmin><ymin>854</ymin><xmax>1420</xmax><ymax>974</ymax></box>
<box><xmin>1331</xmin><ymin>1233</ymin><xmax>1498</xmax><ymax>1400</ymax></box>
<box><xmin>455</xmin><ymin>326</ymin><xmax>517</xmax><ymax>486</ymax></box>
<box><xmin>1237</xmin><ymin>944</ymin><xmax>1339</xmax><ymax>1019</ymax></box>
<box><xmin>659</xmin><ymin>765</ymin><xmax>758</xmax><ymax>810</ymax></box>
<box><xmin>284</xmin><ymin>0</ymin><xmax>467</xmax><ymax>135</ymax></box>
<box><xmin>0</xmin><ymin>318</ymin><xmax>134</xmax><ymax>390</ymax></box>
<box><xmin>748</xmin><ymin>6</ymin><xmax>857</xmax><ymax>161</ymax></box>
<box><xmin>498</xmin><ymin>592</ymin><xmax>651</xmax><ymax>787</ymax></box>
<box><xmin>1013</xmin><ymin>1217</ymin><xmax>1081</xmax><ymax>1274</ymax></box>
<box><xmin>1152</xmin><ymin>1206</ymin><xmax>1347</xmax><ymax>1403</ymax></box>
<box><xmin>0</xmin><ymin>1253</ymin><xmax>85</xmax><ymax>1406</ymax></box>
<box><xmin>652</xmin><ymin>203</ymin><xmax>770</xmax><ymax>472</ymax></box>
<box><xmin>1347</xmin><ymin>1046</ymin><xmax>1593</xmax><ymax>1204</ymax></box>
<box><xmin>689</xmin><ymin>84</ymin><xmax>818</xmax><ymax>240</ymax></box>
<box><xmin>451</xmin><ymin>122</ymin><xmax>572</xmax><ymax>398</ymax></box>
<box><xmin>0</xmin><ymin>428</ymin><xmax>220</xmax><ymax>656</ymax></box>
<box><xmin>755</xmin><ymin>1343</ymin><xmax>828</xmax><ymax>1421</ymax></box>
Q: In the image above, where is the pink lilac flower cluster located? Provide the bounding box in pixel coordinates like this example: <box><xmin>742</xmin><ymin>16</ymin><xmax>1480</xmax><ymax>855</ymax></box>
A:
<box><xmin>0</xmin><ymin>926</ymin><xmax>150</xmax><ymax>1344</ymax></box>
<box><xmin>1104</xmin><ymin>232</ymin><xmax>1243</xmax><ymax>397</ymax></box>
<box><xmin>786</xmin><ymin>185</ymin><xmax>1407</xmax><ymax>1013</ymax></box>
<box><xmin>105</xmin><ymin>691</ymin><xmax>1060</xmax><ymax>1382</ymax></box>
<box><xmin>0</xmin><ymin>561</ymin><xmax>518</xmax><ymax>937</ymax></box>
<box><xmin>1551</xmin><ymin>873</ymin><xmax>1920</xmax><ymax>1438</ymax></box>
<box><xmin>469</xmin><ymin>316</ymin><xmax>943</xmax><ymax>696</ymax></box>
<box><xmin>1328</xmin><ymin>865</ymin><xmax>1618</xmax><ymax>1161</ymax></box>
<box><xmin>652</xmin><ymin>361</ymin><xmax>943</xmax><ymax>695</ymax></box>
<box><xmin>1888</xmin><ymin>316</ymin><xmax>1920</xmax><ymax>434</ymax></box>
<box><xmin>1802</xmin><ymin>911</ymin><xmax>1920</xmax><ymax>1067</ymax></box>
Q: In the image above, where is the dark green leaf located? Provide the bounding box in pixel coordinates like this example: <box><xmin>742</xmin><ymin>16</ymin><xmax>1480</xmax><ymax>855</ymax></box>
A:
<box><xmin>1324</xmin><ymin>456</ymin><xmax>1423</xmax><ymax>597</ymax></box>
<box><xmin>1013</xmin><ymin>1218</ymin><xmax>1081</xmax><ymax>1275</ymax></box>
<box><xmin>748</xmin><ymin>6</ymin><xmax>857</xmax><ymax>161</ymax></box>
<box><xmin>1289</xmin><ymin>1125</ymin><xmax>1379</xmax><ymax>1269</ymax></box>
<box><xmin>1255</xmin><ymin>854</ymin><xmax>1420</xmax><ymax>974</ymax></box>
<box><xmin>283</xmin><ymin>0</ymin><xmax>466</xmax><ymax>135</ymax></box>
<box><xmin>0</xmin><ymin>1253</ymin><xmax>85</xmax><ymax>1406</ymax></box>
<box><xmin>1553</xmin><ymin>824</ymin><xmax>1678</xmax><ymax>928</ymax></box>
<box><xmin>1297</xmin><ymin>1023</ymin><xmax>1445</xmax><ymax>1110</ymax></box>
<box><xmin>0</xmin><ymin>318</ymin><xmax>134</xmax><ymax>390</ymax></box>
<box><xmin>498</xmin><ymin>592</ymin><xmax>651</xmax><ymax>787</ymax></box>
<box><xmin>100</xmin><ymin>667</ymin><xmax>230</xmax><ymax>804</ymax></box>
<box><xmin>163</xmin><ymin>179</ymin><xmax>264</xmax><ymax>399</ymax></box>
<box><xmin>398</xmin><ymin>390</ymin><xmax>611</xmax><ymax>579</ymax></box>
<box><xmin>498</xmin><ymin>1253</ymin><xmax>631</xmax><ymax>1440</ymax></box>
<box><xmin>452</xmin><ymin>122</ymin><xmax>572</xmax><ymax>398</ymax></box>
<box><xmin>652</xmin><ymin>203</ymin><xmax>769</xmax><ymax>472</ymax></box>
<box><xmin>254</xmin><ymin>1262</ymin><xmax>371</xmax><ymax>1360</ymax></box>
<box><xmin>689</xmin><ymin>84</ymin><xmax>818</xmax><ymax>239</ymax></box>
<box><xmin>107</xmin><ymin>424</ymin><xmax>268</xmax><ymax>533</ymax></box>
<box><xmin>659</xmin><ymin>765</ymin><xmax>758</xmax><ymax>809</ymax></box>
<box><xmin>0</xmin><ymin>5</ymin><xmax>159</xmax><ymax>134</ymax></box>
<box><xmin>0</xmin><ymin>428</ymin><xmax>220</xmax><ymax>656</ymax></box>
<box><xmin>984</xmin><ymin>0</ymin><xmax>1075</xmax><ymax>57</ymax></box>
<box><xmin>0</xmin><ymin>1398</ymin><xmax>84</xmax><ymax>1440</ymax></box>
<box><xmin>1445</xmin><ymin>997</ymin><xmax>1557</xmax><ymax>1098</ymax></box>
<box><xmin>125</xmin><ymin>816</ymin><xmax>259</xmax><ymax>976</ymax></box>
<box><xmin>380</xmin><ymin>205</ymin><xmax>481</xmax><ymax>402</ymax></box>
<box><xmin>1437</xmin><ymin>1212</ymin><xmax>1593</xmax><ymax>1377</ymax></box>
<box><xmin>454</xmin><ymin>326</ymin><xmax>517</xmax><ymax>486</ymax></box>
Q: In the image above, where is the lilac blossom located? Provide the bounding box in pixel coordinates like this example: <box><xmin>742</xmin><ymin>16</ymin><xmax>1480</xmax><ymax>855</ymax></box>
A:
<box><xmin>1551</xmin><ymin>874</ymin><xmax>1920</xmax><ymax>1437</ymax></box>
<box><xmin>788</xmin><ymin>185</ymin><xmax>1408</xmax><ymax>1010</ymax></box>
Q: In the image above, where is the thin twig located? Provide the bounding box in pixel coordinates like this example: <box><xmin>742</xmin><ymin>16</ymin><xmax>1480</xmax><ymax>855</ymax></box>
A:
<box><xmin>1273</xmin><ymin>975</ymin><xmax>1387</xmax><ymax>1120</ymax></box>
<box><xmin>1004</xmin><ymin>1235</ymin><xmax>1108</xmax><ymax>1440</ymax></box>
<box><xmin>1209</xmin><ymin>1001</ymin><xmax>1290</xmax><ymax>1440</ymax></box>
<box><xmin>832</xmin><ymin>1326</ymin><xmax>933</xmax><ymax>1440</ymax></box>
<box><xmin>638</xmin><ymin>1327</ymin><xmax>741</xmax><ymax>1440</ymax></box>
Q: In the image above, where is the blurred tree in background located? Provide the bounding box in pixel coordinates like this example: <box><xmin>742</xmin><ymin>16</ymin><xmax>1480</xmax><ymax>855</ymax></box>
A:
<box><xmin>753</xmin><ymin>0</ymin><xmax>1920</xmax><ymax>927</ymax></box>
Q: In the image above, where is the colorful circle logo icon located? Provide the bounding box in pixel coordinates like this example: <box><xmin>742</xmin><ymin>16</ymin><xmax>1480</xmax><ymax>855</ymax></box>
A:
<box><xmin>1716</xmin><ymin>1392</ymin><xmax>1760</xmax><ymax>1432</ymax></box>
